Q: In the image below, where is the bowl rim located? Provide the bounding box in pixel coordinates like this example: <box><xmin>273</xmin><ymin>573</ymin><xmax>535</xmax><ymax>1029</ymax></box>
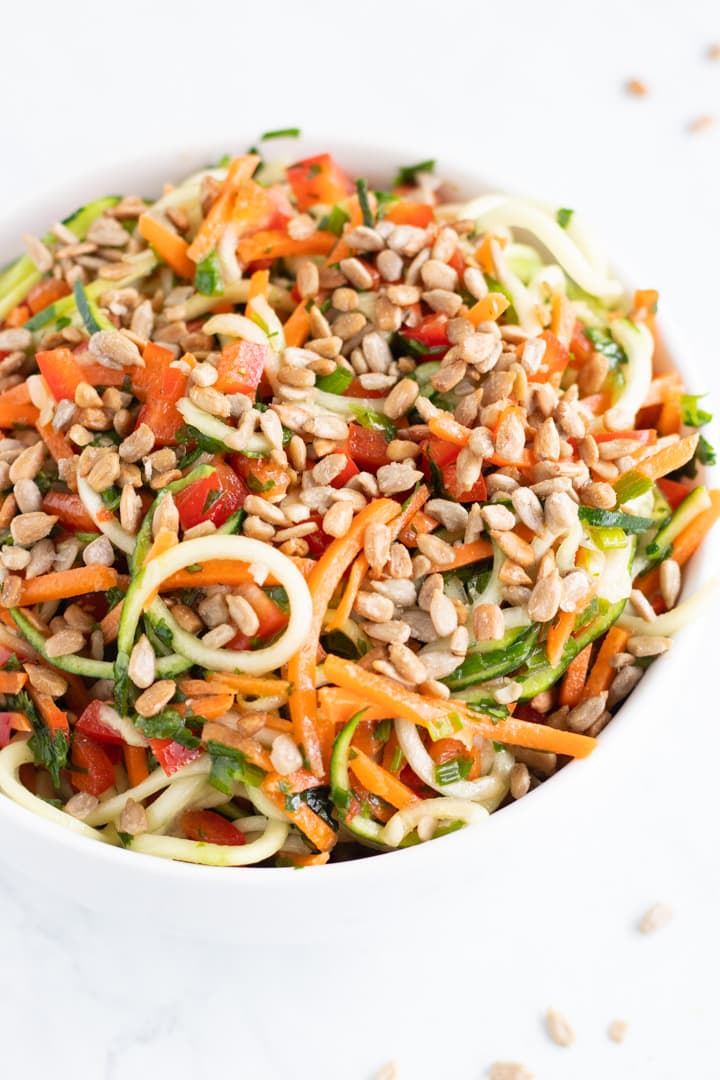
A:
<box><xmin>0</xmin><ymin>136</ymin><xmax>716</xmax><ymax>890</ymax></box>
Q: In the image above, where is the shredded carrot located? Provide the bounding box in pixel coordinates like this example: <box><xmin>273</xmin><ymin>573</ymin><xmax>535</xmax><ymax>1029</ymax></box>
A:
<box><xmin>657</xmin><ymin>394</ymin><xmax>682</xmax><ymax>436</ymax></box>
<box><xmin>29</xmin><ymin>689</ymin><xmax>69</xmax><ymax>733</ymax></box>
<box><xmin>424</xmin><ymin>538</ymin><xmax>493</xmax><ymax>575</ymax></box>
<box><xmin>545</xmin><ymin>610</ymin><xmax>576</xmax><ymax>669</ymax></box>
<box><xmin>204</xmin><ymin>672</ymin><xmax>290</xmax><ymax>697</ymax></box>
<box><xmin>143</xmin><ymin>527</ymin><xmax>179</xmax><ymax>566</ymax></box>
<box><xmin>0</xmin><ymin>671</ymin><xmax>27</xmax><ymax>693</ymax></box>
<box><xmin>581</xmin><ymin>626</ymin><xmax>630</xmax><ymax>700</ymax></box>
<box><xmin>550</xmin><ymin>293</ymin><xmax>574</xmax><ymax>347</ymax></box>
<box><xmin>181</xmin><ymin>693</ymin><xmax>235</xmax><ymax>722</ymax></box>
<box><xmin>388</xmin><ymin>483</ymin><xmax>431</xmax><ymax>542</ymax></box>
<box><xmin>318</xmin><ymin>686</ymin><xmax>400</xmax><ymax>727</ymax></box>
<box><xmin>237</xmin><ymin>229</ymin><xmax>337</xmax><ymax>265</ymax></box>
<box><xmin>348</xmin><ymin>748</ymin><xmax>419</xmax><ymax>809</ymax></box>
<box><xmin>123</xmin><ymin>745</ymin><xmax>149</xmax><ymax>787</ymax></box>
<box><xmin>280</xmin><ymin>851</ymin><xmax>331</xmax><ymax>867</ymax></box>
<box><xmin>287</xmin><ymin>498</ymin><xmax>401</xmax><ymax>777</ymax></box>
<box><xmin>138</xmin><ymin>213</ymin><xmax>195</xmax><ymax>279</ymax></box>
<box><xmin>247</xmin><ymin>268</ymin><xmax>270</xmax><ymax>304</ymax></box>
<box><xmin>5</xmin><ymin>304</ymin><xmax>30</xmax><ymax>328</ymax></box>
<box><xmin>186</xmin><ymin>155</ymin><xmax>260</xmax><ymax>264</ymax></box>
<box><xmin>10</xmin><ymin>566</ymin><xmax>120</xmax><ymax>607</ymax></box>
<box><xmin>325</xmin><ymin>553</ymin><xmax>368</xmax><ymax>632</ymax></box>
<box><xmin>399</xmin><ymin>510</ymin><xmax>437</xmax><ymax>547</ymax></box>
<box><xmin>475</xmin><ymin>234</ymin><xmax>506</xmax><ymax>273</ymax></box>
<box><xmin>8</xmin><ymin>712</ymin><xmax>32</xmax><ymax>733</ymax></box>
<box><xmin>0</xmin><ymin>400</ymin><xmax>39</xmax><ymax>428</ymax></box>
<box><xmin>559</xmin><ymin>643</ymin><xmax>593</xmax><ymax>708</ymax></box>
<box><xmin>428</xmin><ymin>412</ymin><xmax>471</xmax><ymax>447</ymax></box>
<box><xmin>323</xmin><ymin>656</ymin><xmax>597</xmax><ymax>758</ymax></box>
<box><xmin>641</xmin><ymin>373</ymin><xmax>684</xmax><ymax>408</ymax></box>
<box><xmin>0</xmin><ymin>383</ymin><xmax>32</xmax><ymax>405</ymax></box>
<box><xmin>159</xmin><ymin>560</ymin><xmax>255</xmax><ymax>591</ymax></box>
<box><xmin>636</xmin><ymin>489</ymin><xmax>720</xmax><ymax>597</ymax></box>
<box><xmin>201</xmin><ymin>721</ymin><xmax>273</xmax><ymax>770</ymax></box>
<box><xmin>627</xmin><ymin>433</ymin><xmax>699</xmax><ymax>483</ymax></box>
<box><xmin>283</xmin><ymin>301</ymin><xmax>312</xmax><ymax>348</ymax></box>
<box><xmin>466</xmin><ymin>293</ymin><xmax>510</xmax><ymax>327</ymax></box>
<box><xmin>36</xmin><ymin>421</ymin><xmax>74</xmax><ymax>462</ymax></box>
<box><xmin>100</xmin><ymin>601</ymin><xmax>123</xmax><ymax>644</ymax></box>
<box><xmin>261</xmin><ymin>772</ymin><xmax>337</xmax><ymax>851</ymax></box>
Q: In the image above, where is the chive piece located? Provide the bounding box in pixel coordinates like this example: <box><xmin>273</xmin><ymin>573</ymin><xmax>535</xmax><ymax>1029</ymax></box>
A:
<box><xmin>72</xmin><ymin>279</ymin><xmax>102</xmax><ymax>334</ymax></box>
<box><xmin>315</xmin><ymin>367</ymin><xmax>354</xmax><ymax>394</ymax></box>
<box><xmin>556</xmin><ymin>207</ymin><xmax>574</xmax><ymax>228</ymax></box>
<box><xmin>194</xmin><ymin>250</ymin><xmax>223</xmax><ymax>297</ymax></box>
<box><xmin>260</xmin><ymin>127</ymin><xmax>301</xmax><ymax>141</ymax></box>
<box><xmin>356</xmin><ymin>178</ymin><xmax>373</xmax><ymax>227</ymax></box>
<box><xmin>24</xmin><ymin>304</ymin><xmax>57</xmax><ymax>331</ymax></box>
<box><xmin>323</xmin><ymin>204</ymin><xmax>351</xmax><ymax>237</ymax></box>
<box><xmin>613</xmin><ymin>470</ymin><xmax>653</xmax><ymax>505</ymax></box>
<box><xmin>393</xmin><ymin>159</ymin><xmax>436</xmax><ymax>187</ymax></box>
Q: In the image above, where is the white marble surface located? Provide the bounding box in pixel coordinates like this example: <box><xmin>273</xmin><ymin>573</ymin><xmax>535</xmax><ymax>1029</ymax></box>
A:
<box><xmin>2</xmin><ymin>1</ymin><xmax>720</xmax><ymax>1077</ymax></box>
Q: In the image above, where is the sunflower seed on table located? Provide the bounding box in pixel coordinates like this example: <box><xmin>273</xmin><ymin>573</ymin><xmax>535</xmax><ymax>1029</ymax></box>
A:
<box><xmin>545</xmin><ymin>1007</ymin><xmax>575</xmax><ymax>1047</ymax></box>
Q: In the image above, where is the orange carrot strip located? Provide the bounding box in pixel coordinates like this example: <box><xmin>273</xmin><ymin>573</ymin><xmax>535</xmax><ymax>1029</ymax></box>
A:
<box><xmin>629</xmin><ymin>433</ymin><xmax>699</xmax><ymax>483</ymax></box>
<box><xmin>123</xmin><ymin>745</ymin><xmax>149</xmax><ymax>787</ymax></box>
<box><xmin>261</xmin><ymin>772</ymin><xmax>337</xmax><ymax>852</ymax></box>
<box><xmin>204</xmin><ymin>673</ymin><xmax>290</xmax><ymax>697</ymax></box>
<box><xmin>288</xmin><ymin>499</ymin><xmax>401</xmax><ymax>777</ymax></box>
<box><xmin>424</xmin><ymin>539</ymin><xmax>493</xmax><ymax>575</ymax></box>
<box><xmin>0</xmin><ymin>671</ymin><xmax>27</xmax><ymax>693</ymax></box>
<box><xmin>280</xmin><ymin>851</ymin><xmax>330</xmax><ymax>867</ymax></box>
<box><xmin>186</xmin><ymin>155</ymin><xmax>260</xmax><ymax>263</ymax></box>
<box><xmin>0</xmin><ymin>401</ymin><xmax>40</xmax><ymax>428</ymax></box>
<box><xmin>636</xmin><ymin>489</ymin><xmax>720</xmax><ymax>597</ymax></box>
<box><xmin>237</xmin><ymin>229</ymin><xmax>337</xmax><ymax>264</ymax></box>
<box><xmin>559</xmin><ymin>644</ymin><xmax>593</xmax><ymax>708</ymax></box>
<box><xmin>181</xmin><ymin>693</ymin><xmax>235</xmax><ymax>722</ymax></box>
<box><xmin>0</xmin><ymin>383</ymin><xmax>32</xmax><ymax>405</ymax></box>
<box><xmin>399</xmin><ymin>510</ymin><xmax>437</xmax><ymax>547</ymax></box>
<box><xmin>323</xmin><ymin>657</ymin><xmax>597</xmax><ymax>758</ymax></box>
<box><xmin>138</xmin><ymin>213</ymin><xmax>196</xmax><ymax>279</ymax></box>
<box><xmin>283</xmin><ymin>302</ymin><xmax>312</xmax><ymax>348</ymax></box>
<box><xmin>348</xmin><ymin>748</ymin><xmax>419</xmax><ymax>809</ymax></box>
<box><xmin>388</xmin><ymin>484</ymin><xmax>431</xmax><ymax>542</ymax></box>
<box><xmin>545</xmin><ymin>610</ymin><xmax>577</xmax><ymax>669</ymax></box>
<box><xmin>428</xmin><ymin>413</ymin><xmax>471</xmax><ymax>447</ymax></box>
<box><xmin>12</xmin><ymin>566</ymin><xmax>119</xmax><ymax>607</ymax></box>
<box><xmin>325</xmin><ymin>553</ymin><xmax>368</xmax><ymax>632</ymax></box>
<box><xmin>36</xmin><ymin>421</ymin><xmax>74</xmax><ymax>462</ymax></box>
<box><xmin>160</xmin><ymin>560</ymin><xmax>256</xmax><ymax>591</ymax></box>
<box><xmin>247</xmin><ymin>268</ymin><xmax>270</xmax><ymax>303</ymax></box>
<box><xmin>657</xmin><ymin>396</ymin><xmax>682</xmax><ymax>436</ymax></box>
<box><xmin>100</xmin><ymin>602</ymin><xmax>123</xmax><ymax>645</ymax></box>
<box><xmin>318</xmin><ymin>686</ymin><xmax>400</xmax><ymax>727</ymax></box>
<box><xmin>582</xmin><ymin>626</ymin><xmax>630</xmax><ymax>700</ymax></box>
<box><xmin>29</xmin><ymin>689</ymin><xmax>69</xmax><ymax>733</ymax></box>
<box><xmin>466</xmin><ymin>293</ymin><xmax>509</xmax><ymax>327</ymax></box>
<box><xmin>9</xmin><ymin>712</ymin><xmax>32</xmax><ymax>733</ymax></box>
<box><xmin>143</xmin><ymin>527</ymin><xmax>179</xmax><ymax>566</ymax></box>
<box><xmin>551</xmin><ymin>293</ymin><xmax>574</xmax><ymax>347</ymax></box>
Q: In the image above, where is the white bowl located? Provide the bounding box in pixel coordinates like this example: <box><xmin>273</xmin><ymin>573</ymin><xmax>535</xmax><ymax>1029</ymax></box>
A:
<box><xmin>0</xmin><ymin>139</ymin><xmax>715</xmax><ymax>944</ymax></box>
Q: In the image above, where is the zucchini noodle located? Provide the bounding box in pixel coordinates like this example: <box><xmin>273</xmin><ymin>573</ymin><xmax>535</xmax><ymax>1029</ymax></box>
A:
<box><xmin>129</xmin><ymin>817</ymin><xmax>288</xmax><ymax>866</ymax></box>
<box><xmin>395</xmin><ymin>718</ymin><xmax>514</xmax><ymax>806</ymax></box>
<box><xmin>77</xmin><ymin>475</ymin><xmax>136</xmax><ymax>555</ymax></box>
<box><xmin>381</xmin><ymin>798</ymin><xmax>489</xmax><ymax>848</ymax></box>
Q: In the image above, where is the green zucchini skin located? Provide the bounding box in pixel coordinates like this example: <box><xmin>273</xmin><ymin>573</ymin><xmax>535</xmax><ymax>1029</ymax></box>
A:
<box><xmin>442</xmin><ymin>626</ymin><xmax>540</xmax><ymax>691</ymax></box>
<box><xmin>330</xmin><ymin>709</ymin><xmax>385</xmax><ymax>844</ymax></box>
<box><xmin>455</xmin><ymin>598</ymin><xmax>627</xmax><ymax>707</ymax></box>
<box><xmin>10</xmin><ymin>608</ymin><xmax>114</xmax><ymax>679</ymax></box>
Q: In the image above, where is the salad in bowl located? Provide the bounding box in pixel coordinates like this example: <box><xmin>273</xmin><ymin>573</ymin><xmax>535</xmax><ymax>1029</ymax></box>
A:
<box><xmin>0</xmin><ymin>136</ymin><xmax>716</xmax><ymax>870</ymax></box>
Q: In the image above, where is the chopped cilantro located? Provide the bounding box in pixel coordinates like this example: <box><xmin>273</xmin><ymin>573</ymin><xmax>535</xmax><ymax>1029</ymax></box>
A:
<box><xmin>246</xmin><ymin>473</ymin><xmax>275</xmax><ymax>493</ymax></box>
<box><xmin>176</xmin><ymin>424</ymin><xmax>226</xmax><ymax>455</ymax></box>
<box><xmin>134</xmin><ymin>708</ymin><xmax>199</xmax><ymax>748</ymax></box>
<box><xmin>101</xmin><ymin>486</ymin><xmax>122</xmax><ymax>512</ymax></box>
<box><xmin>207</xmin><ymin>740</ymin><xmax>266</xmax><ymax>794</ymax></box>
<box><xmin>556</xmin><ymin>207</ymin><xmax>574</xmax><ymax>228</ymax></box>
<box><xmin>202</xmin><ymin>486</ymin><xmax>222</xmax><ymax>513</ymax></box>
<box><xmin>9</xmin><ymin>690</ymin><xmax>68</xmax><ymax>788</ymax></box>
<box><xmin>673</xmin><ymin>433</ymin><xmax>717</xmax><ymax>479</ymax></box>
<box><xmin>194</xmin><ymin>250</ymin><xmax>224</xmax><ymax>297</ymax></box>
<box><xmin>393</xmin><ymin>159</ymin><xmax>435</xmax><ymax>187</ymax></box>
<box><xmin>583</xmin><ymin>326</ymin><xmax>628</xmax><ymax>367</ymax></box>
<box><xmin>681</xmin><ymin>394</ymin><xmax>713</xmax><ymax>428</ymax></box>
<box><xmin>374</xmin><ymin>190</ymin><xmax>400</xmax><ymax>218</ymax></box>
<box><xmin>356</xmin><ymin>178</ymin><xmax>373</xmax><ymax>227</ymax></box>
<box><xmin>152</xmin><ymin>620</ymin><xmax>174</xmax><ymax>650</ymax></box>
<box><xmin>321</xmin><ymin>204</ymin><xmax>351</xmax><ymax>237</ymax></box>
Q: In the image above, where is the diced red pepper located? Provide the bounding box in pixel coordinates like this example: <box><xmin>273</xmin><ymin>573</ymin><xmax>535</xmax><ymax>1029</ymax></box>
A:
<box><xmin>41</xmin><ymin>491</ymin><xmax>96</xmax><ymax>533</ymax></box>
<box><xmin>287</xmin><ymin>154</ymin><xmax>354</xmax><ymax>211</ymax></box>
<box><xmin>0</xmin><ymin>713</ymin><xmax>13</xmax><ymax>749</ymax></box>
<box><xmin>69</xmin><ymin>732</ymin><xmax>117</xmax><ymax>796</ymax></box>
<box><xmin>657</xmin><ymin>477</ymin><xmax>691</xmax><ymax>510</ymax></box>
<box><xmin>36</xmin><ymin>347</ymin><xmax>86</xmax><ymax>402</ymax></box>
<box><xmin>149</xmin><ymin>738</ymin><xmax>203</xmax><ymax>776</ymax></box>
<box><xmin>181</xmin><ymin>809</ymin><xmax>245</xmax><ymax>846</ymax></box>
<box><xmin>27</xmin><ymin>278</ymin><xmax>71</xmax><ymax>315</ymax></box>
<box><xmin>347</xmin><ymin>423</ymin><xmax>390</xmax><ymax>472</ymax></box>
<box><xmin>304</xmin><ymin>514</ymin><xmax>334</xmax><ymax>558</ymax></box>
<box><xmin>75</xmin><ymin>701</ymin><xmax>126</xmax><ymax>746</ymax></box>
<box><xmin>512</xmin><ymin>704</ymin><xmax>547</xmax><ymax>725</ymax></box>
<box><xmin>174</xmin><ymin>460</ymin><xmax>248</xmax><ymax>530</ymax></box>
<box><xmin>447</xmin><ymin>248</ymin><xmax>466</xmax><ymax>281</ymax></box>
<box><xmin>344</xmin><ymin>376</ymin><xmax>386</xmax><ymax>399</ymax></box>
<box><xmin>234</xmin><ymin>581</ymin><xmax>288</xmax><ymax>638</ymax></box>
<box><xmin>400</xmin><ymin>313</ymin><xmax>450</xmax><ymax>350</ymax></box>
<box><xmin>214</xmin><ymin>339</ymin><xmax>269</xmax><ymax>398</ymax></box>
<box><xmin>527</xmin><ymin>330</ymin><xmax>570</xmax><ymax>383</ymax></box>
<box><xmin>569</xmin><ymin>320</ymin><xmax>594</xmax><ymax>366</ymax></box>
<box><xmin>134</xmin><ymin>342</ymin><xmax>187</xmax><ymax>446</ymax></box>
<box><xmin>329</xmin><ymin>452</ymin><xmax>360</xmax><ymax>489</ymax></box>
<box><xmin>422</xmin><ymin>438</ymin><xmax>487</xmax><ymax>502</ymax></box>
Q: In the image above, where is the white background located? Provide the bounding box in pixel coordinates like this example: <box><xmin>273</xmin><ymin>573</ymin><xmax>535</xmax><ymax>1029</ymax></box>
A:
<box><xmin>1</xmin><ymin>1</ymin><xmax>720</xmax><ymax>1077</ymax></box>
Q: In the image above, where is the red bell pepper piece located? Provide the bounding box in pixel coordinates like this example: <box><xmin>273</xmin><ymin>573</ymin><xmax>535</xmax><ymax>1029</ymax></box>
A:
<box><xmin>41</xmin><ymin>491</ymin><xmax>96</xmax><ymax>533</ymax></box>
<box><xmin>347</xmin><ymin>423</ymin><xmax>390</xmax><ymax>472</ymax></box>
<box><xmin>214</xmin><ymin>340</ymin><xmax>269</xmax><ymax>398</ymax></box>
<box><xmin>75</xmin><ymin>701</ymin><xmax>125</xmax><ymax>746</ymax></box>
<box><xmin>36</xmin><ymin>347</ymin><xmax>87</xmax><ymax>401</ymax></box>
<box><xmin>181</xmin><ymin>809</ymin><xmax>246</xmax><ymax>846</ymax></box>
<box><xmin>27</xmin><ymin>278</ymin><xmax>71</xmax><ymax>315</ymax></box>
<box><xmin>69</xmin><ymin>732</ymin><xmax>117</xmax><ymax>796</ymax></box>
<box><xmin>149</xmin><ymin>738</ymin><xmax>203</xmax><ymax>776</ymax></box>
<box><xmin>422</xmin><ymin>438</ymin><xmax>487</xmax><ymax>503</ymax></box>
<box><xmin>174</xmin><ymin>460</ymin><xmax>248</xmax><ymax>529</ymax></box>
<box><xmin>287</xmin><ymin>154</ymin><xmax>354</xmax><ymax>211</ymax></box>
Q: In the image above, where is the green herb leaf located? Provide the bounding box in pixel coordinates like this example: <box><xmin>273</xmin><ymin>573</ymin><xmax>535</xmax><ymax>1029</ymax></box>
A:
<box><xmin>319</xmin><ymin>204</ymin><xmax>351</xmax><ymax>237</ymax></box>
<box><xmin>356</xmin><ymin>178</ymin><xmax>373</xmax><ymax>227</ymax></box>
<box><xmin>25</xmin><ymin>304</ymin><xmax>57</xmax><ymax>331</ymax></box>
<box><xmin>202</xmin><ymin>486</ymin><xmax>222</xmax><ymax>514</ymax></box>
<box><xmin>393</xmin><ymin>160</ymin><xmax>436</xmax><ymax>187</ymax></box>
<box><xmin>673</xmin><ymin>433</ymin><xmax>717</xmax><ymax>478</ymax></box>
<box><xmin>556</xmin><ymin>207</ymin><xmax>574</xmax><ymax>228</ymax></box>
<box><xmin>135</xmin><ymin>708</ymin><xmax>199</xmax><ymax>748</ymax></box>
<box><xmin>152</xmin><ymin>620</ymin><xmax>174</xmax><ymax>650</ymax></box>
<box><xmin>584</xmin><ymin>326</ymin><xmax>628</xmax><ymax>367</ymax></box>
<box><xmin>194</xmin><ymin>250</ymin><xmax>224</xmax><ymax>297</ymax></box>
<box><xmin>246</xmin><ymin>473</ymin><xmax>275</xmax><ymax>493</ymax></box>
<box><xmin>260</xmin><ymin>127</ymin><xmax>301</xmax><ymax>140</ymax></box>
<box><xmin>207</xmin><ymin>740</ymin><xmax>266</xmax><ymax>794</ymax></box>
<box><xmin>349</xmin><ymin>405</ymin><xmax>396</xmax><ymax>438</ymax></box>
<box><xmin>680</xmin><ymin>394</ymin><xmax>713</xmax><ymax>428</ymax></box>
<box><xmin>9</xmin><ymin>690</ymin><xmax>69</xmax><ymax>789</ymax></box>
<box><xmin>176</xmin><ymin>424</ymin><xmax>226</xmax><ymax>455</ymax></box>
<box><xmin>101</xmin><ymin>486</ymin><xmax>121</xmax><ymax>512</ymax></box>
<box><xmin>374</xmin><ymin>190</ymin><xmax>400</xmax><ymax>218</ymax></box>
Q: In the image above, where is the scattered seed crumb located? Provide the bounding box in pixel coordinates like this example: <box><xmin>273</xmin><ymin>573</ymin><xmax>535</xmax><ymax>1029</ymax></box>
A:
<box><xmin>608</xmin><ymin>1019</ymin><xmax>629</xmax><ymax>1044</ymax></box>
<box><xmin>375</xmin><ymin>1062</ymin><xmax>399</xmax><ymax>1080</ymax></box>
<box><xmin>489</xmin><ymin>1064</ymin><xmax>534</xmax><ymax>1080</ymax></box>
<box><xmin>625</xmin><ymin>78</ymin><xmax>648</xmax><ymax>97</ymax></box>
<box><xmin>639</xmin><ymin>902</ymin><xmax>673</xmax><ymax>934</ymax></box>
<box><xmin>708</xmin><ymin>43</ymin><xmax>720</xmax><ymax>60</ymax></box>
<box><xmin>545</xmin><ymin>1007</ymin><xmax>575</xmax><ymax>1047</ymax></box>
<box><xmin>688</xmin><ymin>114</ymin><xmax>715</xmax><ymax>134</ymax></box>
